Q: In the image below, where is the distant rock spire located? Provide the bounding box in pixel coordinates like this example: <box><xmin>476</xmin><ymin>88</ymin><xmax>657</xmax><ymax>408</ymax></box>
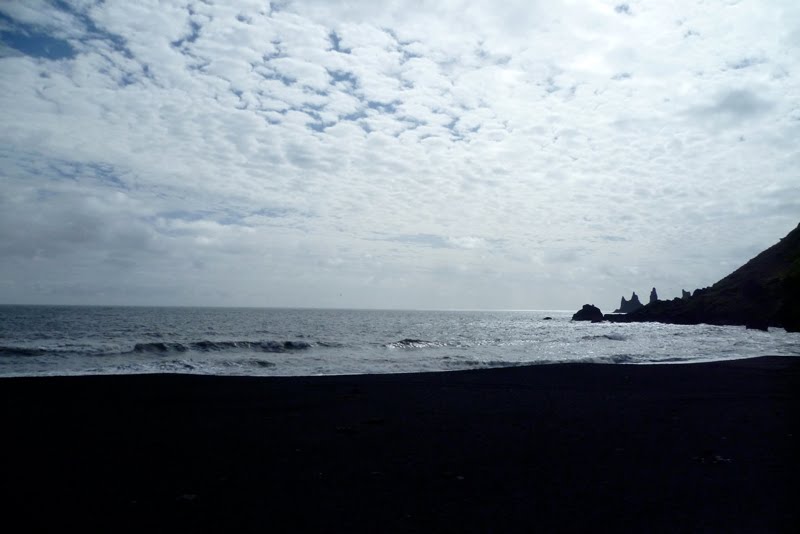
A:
<box><xmin>649</xmin><ymin>287</ymin><xmax>658</xmax><ymax>304</ymax></box>
<box><xmin>613</xmin><ymin>292</ymin><xmax>643</xmax><ymax>313</ymax></box>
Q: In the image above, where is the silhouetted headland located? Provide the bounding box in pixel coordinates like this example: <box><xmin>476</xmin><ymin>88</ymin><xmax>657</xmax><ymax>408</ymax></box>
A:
<box><xmin>576</xmin><ymin>222</ymin><xmax>800</xmax><ymax>332</ymax></box>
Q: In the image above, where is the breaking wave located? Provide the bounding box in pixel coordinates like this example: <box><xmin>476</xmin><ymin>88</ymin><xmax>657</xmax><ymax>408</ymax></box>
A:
<box><xmin>455</xmin><ymin>360</ymin><xmax>528</xmax><ymax>368</ymax></box>
<box><xmin>132</xmin><ymin>340</ymin><xmax>313</xmax><ymax>354</ymax></box>
<box><xmin>0</xmin><ymin>345</ymin><xmax>48</xmax><ymax>357</ymax></box>
<box><xmin>1</xmin><ymin>339</ymin><xmax>340</xmax><ymax>358</ymax></box>
<box><xmin>385</xmin><ymin>338</ymin><xmax>453</xmax><ymax>349</ymax></box>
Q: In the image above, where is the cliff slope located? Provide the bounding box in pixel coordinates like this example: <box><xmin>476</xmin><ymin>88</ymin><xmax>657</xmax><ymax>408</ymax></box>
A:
<box><xmin>608</xmin><ymin>223</ymin><xmax>800</xmax><ymax>332</ymax></box>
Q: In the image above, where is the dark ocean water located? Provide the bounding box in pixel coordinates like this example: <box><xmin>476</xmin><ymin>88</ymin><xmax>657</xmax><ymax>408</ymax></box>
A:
<box><xmin>0</xmin><ymin>305</ymin><xmax>798</xmax><ymax>376</ymax></box>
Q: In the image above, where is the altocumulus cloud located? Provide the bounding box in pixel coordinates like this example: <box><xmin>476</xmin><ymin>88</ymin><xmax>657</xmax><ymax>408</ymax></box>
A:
<box><xmin>0</xmin><ymin>0</ymin><xmax>799</xmax><ymax>310</ymax></box>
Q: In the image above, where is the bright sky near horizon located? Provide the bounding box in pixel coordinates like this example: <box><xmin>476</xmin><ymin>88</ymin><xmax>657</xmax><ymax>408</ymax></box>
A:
<box><xmin>1</xmin><ymin>0</ymin><xmax>799</xmax><ymax>311</ymax></box>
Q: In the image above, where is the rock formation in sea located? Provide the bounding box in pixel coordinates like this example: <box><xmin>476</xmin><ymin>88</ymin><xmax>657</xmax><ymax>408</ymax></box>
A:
<box><xmin>649</xmin><ymin>287</ymin><xmax>658</xmax><ymax>304</ymax></box>
<box><xmin>682</xmin><ymin>290</ymin><xmax>691</xmax><ymax>300</ymax></box>
<box><xmin>613</xmin><ymin>292</ymin><xmax>643</xmax><ymax>313</ymax></box>
<box><xmin>604</xmin><ymin>222</ymin><xmax>800</xmax><ymax>332</ymax></box>
<box><xmin>572</xmin><ymin>304</ymin><xmax>604</xmax><ymax>322</ymax></box>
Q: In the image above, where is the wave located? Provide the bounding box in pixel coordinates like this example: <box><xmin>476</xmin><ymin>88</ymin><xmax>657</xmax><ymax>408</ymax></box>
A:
<box><xmin>0</xmin><ymin>345</ymin><xmax>48</xmax><ymax>357</ymax></box>
<box><xmin>133</xmin><ymin>340</ymin><xmax>313</xmax><ymax>354</ymax></box>
<box><xmin>1</xmin><ymin>339</ymin><xmax>325</xmax><ymax>358</ymax></box>
<box><xmin>608</xmin><ymin>354</ymin><xmax>637</xmax><ymax>363</ymax></box>
<box><xmin>385</xmin><ymin>338</ymin><xmax>453</xmax><ymax>349</ymax></box>
<box><xmin>590</xmin><ymin>354</ymin><xmax>692</xmax><ymax>364</ymax></box>
<box><xmin>455</xmin><ymin>360</ymin><xmax>527</xmax><ymax>368</ymax></box>
<box><xmin>581</xmin><ymin>333</ymin><xmax>627</xmax><ymax>341</ymax></box>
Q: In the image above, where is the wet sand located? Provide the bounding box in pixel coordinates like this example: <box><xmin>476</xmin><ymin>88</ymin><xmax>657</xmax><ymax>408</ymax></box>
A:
<box><xmin>1</xmin><ymin>356</ymin><xmax>797</xmax><ymax>532</ymax></box>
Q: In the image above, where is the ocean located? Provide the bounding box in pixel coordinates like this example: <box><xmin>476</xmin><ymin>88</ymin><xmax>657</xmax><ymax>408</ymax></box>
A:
<box><xmin>0</xmin><ymin>305</ymin><xmax>798</xmax><ymax>377</ymax></box>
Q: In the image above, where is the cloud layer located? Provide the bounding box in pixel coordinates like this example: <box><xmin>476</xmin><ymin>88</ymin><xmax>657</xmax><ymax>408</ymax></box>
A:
<box><xmin>1</xmin><ymin>0</ymin><xmax>799</xmax><ymax>310</ymax></box>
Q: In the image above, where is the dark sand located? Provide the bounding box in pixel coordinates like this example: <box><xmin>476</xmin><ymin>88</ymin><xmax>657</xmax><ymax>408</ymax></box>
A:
<box><xmin>1</xmin><ymin>356</ymin><xmax>798</xmax><ymax>532</ymax></box>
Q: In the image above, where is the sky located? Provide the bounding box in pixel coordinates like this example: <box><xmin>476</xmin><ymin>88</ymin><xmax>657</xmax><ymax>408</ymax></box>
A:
<box><xmin>1</xmin><ymin>0</ymin><xmax>799</xmax><ymax>311</ymax></box>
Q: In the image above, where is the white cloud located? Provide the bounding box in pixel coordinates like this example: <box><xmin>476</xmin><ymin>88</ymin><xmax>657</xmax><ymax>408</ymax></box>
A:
<box><xmin>0</xmin><ymin>0</ymin><xmax>798</xmax><ymax>309</ymax></box>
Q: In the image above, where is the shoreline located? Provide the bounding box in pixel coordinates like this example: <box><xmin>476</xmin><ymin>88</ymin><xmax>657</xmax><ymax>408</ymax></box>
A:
<box><xmin>1</xmin><ymin>355</ymin><xmax>797</xmax><ymax>532</ymax></box>
<box><xmin>1</xmin><ymin>352</ymin><xmax>796</xmax><ymax>380</ymax></box>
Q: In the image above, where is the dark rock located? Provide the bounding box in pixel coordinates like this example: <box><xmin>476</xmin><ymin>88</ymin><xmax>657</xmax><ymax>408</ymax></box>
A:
<box><xmin>572</xmin><ymin>304</ymin><xmax>604</xmax><ymax>322</ymax></box>
<box><xmin>543</xmin><ymin>317</ymin><xmax>553</xmax><ymax>320</ymax></box>
<box><xmin>618</xmin><ymin>222</ymin><xmax>800</xmax><ymax>332</ymax></box>
<box><xmin>682</xmin><ymin>289</ymin><xmax>691</xmax><ymax>300</ymax></box>
<box><xmin>613</xmin><ymin>292</ymin><xmax>643</xmax><ymax>313</ymax></box>
<box><xmin>649</xmin><ymin>287</ymin><xmax>658</xmax><ymax>304</ymax></box>
<box><xmin>693</xmin><ymin>287</ymin><xmax>710</xmax><ymax>297</ymax></box>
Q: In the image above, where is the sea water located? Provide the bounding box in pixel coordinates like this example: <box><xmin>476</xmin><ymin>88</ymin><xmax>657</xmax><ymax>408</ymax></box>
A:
<box><xmin>0</xmin><ymin>305</ymin><xmax>798</xmax><ymax>377</ymax></box>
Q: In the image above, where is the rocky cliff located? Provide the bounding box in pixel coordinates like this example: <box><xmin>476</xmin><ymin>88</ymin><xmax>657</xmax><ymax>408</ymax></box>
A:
<box><xmin>606</xmin><ymin>222</ymin><xmax>800</xmax><ymax>332</ymax></box>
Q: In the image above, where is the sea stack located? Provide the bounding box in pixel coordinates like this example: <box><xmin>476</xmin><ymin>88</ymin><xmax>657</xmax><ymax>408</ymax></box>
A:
<box><xmin>602</xmin><ymin>222</ymin><xmax>800</xmax><ymax>331</ymax></box>
<box><xmin>649</xmin><ymin>287</ymin><xmax>658</xmax><ymax>304</ymax></box>
<box><xmin>572</xmin><ymin>304</ymin><xmax>604</xmax><ymax>322</ymax></box>
<box><xmin>613</xmin><ymin>292</ymin><xmax>644</xmax><ymax>313</ymax></box>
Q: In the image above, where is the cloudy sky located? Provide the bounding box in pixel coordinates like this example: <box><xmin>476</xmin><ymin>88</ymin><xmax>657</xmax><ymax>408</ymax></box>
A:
<box><xmin>1</xmin><ymin>0</ymin><xmax>798</xmax><ymax>310</ymax></box>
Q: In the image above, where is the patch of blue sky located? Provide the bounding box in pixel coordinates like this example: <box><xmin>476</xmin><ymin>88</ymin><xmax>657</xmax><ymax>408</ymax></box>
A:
<box><xmin>328</xmin><ymin>31</ymin><xmax>350</xmax><ymax>54</ymax></box>
<box><xmin>268</xmin><ymin>1</ymin><xmax>289</xmax><ymax>16</ymax></box>
<box><xmin>256</xmin><ymin>69</ymin><xmax>295</xmax><ymax>86</ymax></box>
<box><xmin>342</xmin><ymin>110</ymin><xmax>368</xmax><ymax>121</ymax></box>
<box><xmin>0</xmin><ymin>11</ymin><xmax>75</xmax><ymax>60</ymax></box>
<box><xmin>42</xmin><ymin>159</ymin><xmax>130</xmax><ymax>190</ymax></box>
<box><xmin>614</xmin><ymin>4</ymin><xmax>632</xmax><ymax>15</ymax></box>
<box><xmin>85</xmin><ymin>162</ymin><xmax>129</xmax><ymax>190</ymax></box>
<box><xmin>726</xmin><ymin>57</ymin><xmax>765</xmax><ymax>70</ymax></box>
<box><xmin>262</xmin><ymin>40</ymin><xmax>286</xmax><ymax>61</ymax></box>
<box><xmin>51</xmin><ymin>0</ymin><xmax>134</xmax><ymax>59</ymax></box>
<box><xmin>156</xmin><ymin>206</ymin><xmax>304</xmax><ymax>227</ymax></box>
<box><xmin>303</xmin><ymin>109</ymin><xmax>335</xmax><ymax>132</ymax></box>
<box><xmin>47</xmin><ymin>161</ymin><xmax>80</xmax><ymax>182</ymax></box>
<box><xmin>251</xmin><ymin>207</ymin><xmax>302</xmax><ymax>218</ymax></box>
<box><xmin>367</xmin><ymin>100</ymin><xmax>398</xmax><ymax>113</ymax></box>
<box><xmin>328</xmin><ymin>69</ymin><xmax>357</xmax><ymax>89</ymax></box>
<box><xmin>170</xmin><ymin>20</ymin><xmax>202</xmax><ymax>49</ymax></box>
<box><xmin>0</xmin><ymin>2</ymin><xmax>136</xmax><ymax>61</ymax></box>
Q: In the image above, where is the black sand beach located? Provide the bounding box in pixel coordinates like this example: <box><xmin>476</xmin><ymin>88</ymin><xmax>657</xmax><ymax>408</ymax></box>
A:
<box><xmin>1</xmin><ymin>356</ymin><xmax>798</xmax><ymax>533</ymax></box>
